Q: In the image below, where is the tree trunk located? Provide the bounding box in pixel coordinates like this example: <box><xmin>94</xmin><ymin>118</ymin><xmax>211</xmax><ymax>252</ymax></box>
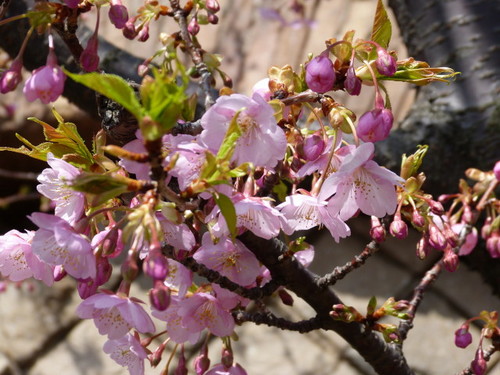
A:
<box><xmin>382</xmin><ymin>0</ymin><xmax>500</xmax><ymax>295</ymax></box>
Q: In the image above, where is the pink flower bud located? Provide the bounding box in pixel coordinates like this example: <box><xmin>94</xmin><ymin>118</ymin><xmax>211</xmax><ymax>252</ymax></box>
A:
<box><xmin>471</xmin><ymin>346</ymin><xmax>487</xmax><ymax>375</ymax></box>
<box><xmin>416</xmin><ymin>237</ymin><xmax>431</xmax><ymax>259</ymax></box>
<box><xmin>53</xmin><ymin>265</ymin><xmax>67</xmax><ymax>281</ymax></box>
<box><xmin>23</xmin><ymin>48</ymin><xmax>66</xmax><ymax>104</ymax></box>
<box><xmin>345</xmin><ymin>65</ymin><xmax>361</xmax><ymax>96</ymax></box>
<box><xmin>77</xmin><ymin>278</ymin><xmax>98</xmax><ymax>299</ymax></box>
<box><xmin>0</xmin><ymin>58</ymin><xmax>23</xmax><ymax>93</ymax></box>
<box><xmin>64</xmin><ymin>0</ymin><xmax>81</xmax><ymax>8</ymax></box>
<box><xmin>206</xmin><ymin>0</ymin><xmax>220</xmax><ymax>13</ymax></box>
<box><xmin>370</xmin><ymin>216</ymin><xmax>386</xmax><ymax>242</ymax></box>
<box><xmin>481</xmin><ymin>217</ymin><xmax>492</xmax><ymax>239</ymax></box>
<box><xmin>412</xmin><ymin>210</ymin><xmax>426</xmax><ymax>227</ymax></box>
<box><xmin>175</xmin><ymin>346</ymin><xmax>188</xmax><ymax>375</ymax></box>
<box><xmin>486</xmin><ymin>234</ymin><xmax>500</xmax><ymax>258</ymax></box>
<box><xmin>194</xmin><ymin>344</ymin><xmax>210</xmax><ymax>375</ymax></box>
<box><xmin>390</xmin><ymin>218</ymin><xmax>408</xmax><ymax>239</ymax></box>
<box><xmin>109</xmin><ymin>0</ymin><xmax>129</xmax><ymax>29</ymax></box>
<box><xmin>121</xmin><ymin>256</ymin><xmax>139</xmax><ymax>282</ymax></box>
<box><xmin>80</xmin><ymin>34</ymin><xmax>99</xmax><ymax>72</ymax></box>
<box><xmin>494</xmin><ymin>161</ymin><xmax>500</xmax><ymax>181</ymax></box>
<box><xmin>95</xmin><ymin>257</ymin><xmax>112</xmax><ymax>286</ymax></box>
<box><xmin>101</xmin><ymin>228</ymin><xmax>124</xmax><ymax>258</ymax></box>
<box><xmin>357</xmin><ymin>108</ymin><xmax>393</xmax><ymax>143</ymax></box>
<box><xmin>302</xmin><ymin>134</ymin><xmax>325</xmax><ymax>161</ymax></box>
<box><xmin>443</xmin><ymin>249</ymin><xmax>459</xmax><ymax>272</ymax></box>
<box><xmin>428</xmin><ymin>223</ymin><xmax>447</xmax><ymax>250</ymax></box>
<box><xmin>305</xmin><ymin>54</ymin><xmax>336</xmax><ymax>93</ymax></box>
<box><xmin>454</xmin><ymin>325</ymin><xmax>472</xmax><ymax>348</ymax></box>
<box><xmin>207</xmin><ymin>13</ymin><xmax>219</xmax><ymax>24</ymax></box>
<box><xmin>221</xmin><ymin>348</ymin><xmax>233</xmax><ymax>369</ymax></box>
<box><xmin>137</xmin><ymin>24</ymin><xmax>150</xmax><ymax>42</ymax></box>
<box><xmin>428</xmin><ymin>200</ymin><xmax>444</xmax><ymax>215</ymax></box>
<box><xmin>375</xmin><ymin>48</ymin><xmax>397</xmax><ymax>76</ymax></box>
<box><xmin>188</xmin><ymin>16</ymin><xmax>200</xmax><ymax>35</ymax></box>
<box><xmin>122</xmin><ymin>20</ymin><xmax>138</xmax><ymax>39</ymax></box>
<box><xmin>143</xmin><ymin>249</ymin><xmax>169</xmax><ymax>281</ymax></box>
<box><xmin>149</xmin><ymin>281</ymin><xmax>170</xmax><ymax>311</ymax></box>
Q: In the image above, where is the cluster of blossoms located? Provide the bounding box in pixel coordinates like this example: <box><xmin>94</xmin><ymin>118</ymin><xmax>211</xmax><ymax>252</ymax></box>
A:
<box><xmin>1</xmin><ymin>1</ymin><xmax>499</xmax><ymax>374</ymax></box>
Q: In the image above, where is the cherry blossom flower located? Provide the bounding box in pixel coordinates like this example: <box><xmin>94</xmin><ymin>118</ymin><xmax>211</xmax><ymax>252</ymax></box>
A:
<box><xmin>178</xmin><ymin>292</ymin><xmax>235</xmax><ymax>337</ymax></box>
<box><xmin>0</xmin><ymin>229</ymin><xmax>54</xmax><ymax>285</ymax></box>
<box><xmin>158</xmin><ymin>214</ymin><xmax>196</xmax><ymax>252</ymax></box>
<box><xmin>208</xmin><ymin>193</ymin><xmax>285</xmax><ymax>239</ymax></box>
<box><xmin>30</xmin><ymin>212</ymin><xmax>96</xmax><ymax>280</ymax></box>
<box><xmin>199</xmin><ymin>93</ymin><xmax>286</xmax><ymax>168</ymax></box>
<box><xmin>321</xmin><ymin>142</ymin><xmax>404</xmax><ymax>220</ymax></box>
<box><xmin>277</xmin><ymin>193</ymin><xmax>350</xmax><ymax>242</ymax></box>
<box><xmin>212</xmin><ymin>283</ymin><xmax>250</xmax><ymax>310</ymax></box>
<box><xmin>23</xmin><ymin>36</ymin><xmax>66</xmax><ymax>104</ymax></box>
<box><xmin>152</xmin><ymin>295</ymin><xmax>201</xmax><ymax>344</ymax></box>
<box><xmin>103</xmin><ymin>333</ymin><xmax>147</xmax><ymax>375</ymax></box>
<box><xmin>168</xmin><ymin>138</ymin><xmax>207</xmax><ymax>191</ymax></box>
<box><xmin>194</xmin><ymin>233</ymin><xmax>261</xmax><ymax>286</ymax></box>
<box><xmin>296</xmin><ymin>137</ymin><xmax>348</xmax><ymax>178</ymax></box>
<box><xmin>452</xmin><ymin>223</ymin><xmax>478</xmax><ymax>256</ymax></box>
<box><xmin>76</xmin><ymin>292</ymin><xmax>155</xmax><ymax>339</ymax></box>
<box><xmin>37</xmin><ymin>153</ymin><xmax>84</xmax><ymax>225</ymax></box>
<box><xmin>164</xmin><ymin>259</ymin><xmax>193</xmax><ymax>298</ymax></box>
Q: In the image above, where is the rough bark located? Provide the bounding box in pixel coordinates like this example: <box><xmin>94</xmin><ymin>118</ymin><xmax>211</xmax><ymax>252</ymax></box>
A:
<box><xmin>382</xmin><ymin>0</ymin><xmax>500</xmax><ymax>295</ymax></box>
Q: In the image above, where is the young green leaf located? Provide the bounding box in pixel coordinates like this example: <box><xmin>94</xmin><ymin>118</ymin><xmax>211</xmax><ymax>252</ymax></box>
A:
<box><xmin>65</xmin><ymin>71</ymin><xmax>144</xmax><ymax>121</ymax></box>
<box><xmin>371</xmin><ymin>0</ymin><xmax>392</xmax><ymax>49</ymax></box>
<box><xmin>212</xmin><ymin>192</ymin><xmax>237</xmax><ymax>240</ymax></box>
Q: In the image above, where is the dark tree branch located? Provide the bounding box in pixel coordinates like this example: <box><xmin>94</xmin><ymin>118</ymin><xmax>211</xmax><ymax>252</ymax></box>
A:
<box><xmin>238</xmin><ymin>231</ymin><xmax>413</xmax><ymax>375</ymax></box>
<box><xmin>162</xmin><ymin>245</ymin><xmax>281</xmax><ymax>300</ymax></box>
<box><xmin>316</xmin><ymin>240</ymin><xmax>379</xmax><ymax>288</ymax></box>
<box><xmin>233</xmin><ymin>310</ymin><xmax>322</xmax><ymax>333</ymax></box>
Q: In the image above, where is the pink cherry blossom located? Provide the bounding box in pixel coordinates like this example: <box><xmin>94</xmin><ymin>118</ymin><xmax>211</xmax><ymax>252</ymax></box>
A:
<box><xmin>30</xmin><ymin>212</ymin><xmax>96</xmax><ymax>280</ymax></box>
<box><xmin>76</xmin><ymin>292</ymin><xmax>155</xmax><ymax>339</ymax></box>
<box><xmin>159</xmin><ymin>214</ymin><xmax>196</xmax><ymax>251</ymax></box>
<box><xmin>37</xmin><ymin>153</ymin><xmax>84</xmax><ymax>225</ymax></box>
<box><xmin>177</xmin><ymin>292</ymin><xmax>235</xmax><ymax>337</ymax></box>
<box><xmin>0</xmin><ymin>229</ymin><xmax>53</xmax><ymax>285</ymax></box>
<box><xmin>199</xmin><ymin>93</ymin><xmax>286</xmax><ymax>168</ymax></box>
<box><xmin>452</xmin><ymin>223</ymin><xmax>478</xmax><ymax>256</ymax></box>
<box><xmin>321</xmin><ymin>142</ymin><xmax>404</xmax><ymax>220</ymax></box>
<box><xmin>23</xmin><ymin>37</ymin><xmax>65</xmax><ymax>104</ymax></box>
<box><xmin>212</xmin><ymin>283</ymin><xmax>250</xmax><ymax>310</ymax></box>
<box><xmin>194</xmin><ymin>233</ymin><xmax>261</xmax><ymax>286</ymax></box>
<box><xmin>208</xmin><ymin>193</ymin><xmax>285</xmax><ymax>239</ymax></box>
<box><xmin>277</xmin><ymin>193</ymin><xmax>350</xmax><ymax>242</ymax></box>
<box><xmin>103</xmin><ymin>333</ymin><xmax>147</xmax><ymax>375</ymax></box>
<box><xmin>152</xmin><ymin>295</ymin><xmax>201</xmax><ymax>344</ymax></box>
<box><xmin>164</xmin><ymin>259</ymin><xmax>193</xmax><ymax>298</ymax></box>
<box><xmin>168</xmin><ymin>138</ymin><xmax>207</xmax><ymax>190</ymax></box>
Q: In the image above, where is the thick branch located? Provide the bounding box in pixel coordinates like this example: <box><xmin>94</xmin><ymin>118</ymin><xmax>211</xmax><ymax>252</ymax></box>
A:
<box><xmin>238</xmin><ymin>231</ymin><xmax>413</xmax><ymax>375</ymax></box>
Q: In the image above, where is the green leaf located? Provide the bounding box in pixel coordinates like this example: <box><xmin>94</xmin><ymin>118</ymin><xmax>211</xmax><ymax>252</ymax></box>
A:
<box><xmin>367</xmin><ymin>296</ymin><xmax>378</xmax><ymax>316</ymax></box>
<box><xmin>213</xmin><ymin>192</ymin><xmax>237</xmax><ymax>240</ymax></box>
<box><xmin>370</xmin><ymin>0</ymin><xmax>392</xmax><ymax>49</ymax></box>
<box><xmin>65</xmin><ymin>71</ymin><xmax>144</xmax><ymax>121</ymax></box>
<box><xmin>216</xmin><ymin>109</ymin><xmax>243</xmax><ymax>162</ymax></box>
<box><xmin>71</xmin><ymin>173</ymin><xmax>133</xmax><ymax>206</ymax></box>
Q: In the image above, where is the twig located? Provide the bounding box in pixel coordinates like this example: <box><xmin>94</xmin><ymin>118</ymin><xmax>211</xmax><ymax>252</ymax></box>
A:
<box><xmin>233</xmin><ymin>310</ymin><xmax>322</xmax><ymax>333</ymax></box>
<box><xmin>316</xmin><ymin>240</ymin><xmax>379</xmax><ymax>288</ymax></box>
<box><xmin>0</xmin><ymin>168</ymin><xmax>39</xmax><ymax>181</ymax></box>
<box><xmin>0</xmin><ymin>192</ymin><xmax>40</xmax><ymax>207</ymax></box>
<box><xmin>397</xmin><ymin>258</ymin><xmax>443</xmax><ymax>341</ymax></box>
<box><xmin>169</xmin><ymin>0</ymin><xmax>217</xmax><ymax>108</ymax></box>
<box><xmin>458</xmin><ymin>344</ymin><xmax>498</xmax><ymax>375</ymax></box>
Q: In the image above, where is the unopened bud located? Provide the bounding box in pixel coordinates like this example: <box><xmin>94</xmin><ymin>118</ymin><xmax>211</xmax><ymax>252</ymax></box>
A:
<box><xmin>207</xmin><ymin>13</ymin><xmax>219</xmax><ymax>24</ymax></box>
<box><xmin>278</xmin><ymin>289</ymin><xmax>294</xmax><ymax>306</ymax></box>
<box><xmin>428</xmin><ymin>224</ymin><xmax>447</xmax><ymax>250</ymax></box>
<box><xmin>357</xmin><ymin>108</ymin><xmax>393</xmax><ymax>143</ymax></box>
<box><xmin>305</xmin><ymin>53</ymin><xmax>336</xmax><ymax>94</ymax></box>
<box><xmin>471</xmin><ymin>346</ymin><xmax>487</xmax><ymax>375</ymax></box>
<box><xmin>494</xmin><ymin>161</ymin><xmax>500</xmax><ymax>181</ymax></box>
<box><xmin>454</xmin><ymin>325</ymin><xmax>472</xmax><ymax>348</ymax></box>
<box><xmin>0</xmin><ymin>58</ymin><xmax>23</xmax><ymax>94</ymax></box>
<box><xmin>428</xmin><ymin>200</ymin><xmax>444</xmax><ymax>215</ymax></box>
<box><xmin>122</xmin><ymin>20</ymin><xmax>137</xmax><ymax>39</ymax></box>
<box><xmin>375</xmin><ymin>48</ymin><xmax>397</xmax><ymax>76</ymax></box>
<box><xmin>188</xmin><ymin>16</ymin><xmax>200</xmax><ymax>35</ymax></box>
<box><xmin>53</xmin><ymin>265</ymin><xmax>67</xmax><ymax>281</ymax></box>
<box><xmin>416</xmin><ymin>236</ymin><xmax>431</xmax><ymax>259</ymax></box>
<box><xmin>486</xmin><ymin>234</ymin><xmax>500</xmax><ymax>258</ymax></box>
<box><xmin>443</xmin><ymin>249</ymin><xmax>459</xmax><ymax>272</ymax></box>
<box><xmin>95</xmin><ymin>257</ymin><xmax>112</xmax><ymax>286</ymax></box>
<box><xmin>121</xmin><ymin>256</ymin><xmax>139</xmax><ymax>282</ymax></box>
<box><xmin>77</xmin><ymin>278</ymin><xmax>98</xmax><ymax>299</ymax></box>
<box><xmin>221</xmin><ymin>348</ymin><xmax>233</xmax><ymax>369</ymax></box>
<box><xmin>137</xmin><ymin>24</ymin><xmax>150</xmax><ymax>42</ymax></box>
<box><xmin>345</xmin><ymin>65</ymin><xmax>361</xmax><ymax>96</ymax></box>
<box><xmin>390</xmin><ymin>218</ymin><xmax>408</xmax><ymax>239</ymax></box>
<box><xmin>109</xmin><ymin>2</ymin><xmax>129</xmax><ymax>29</ymax></box>
<box><xmin>370</xmin><ymin>216</ymin><xmax>386</xmax><ymax>242</ymax></box>
<box><xmin>194</xmin><ymin>344</ymin><xmax>210</xmax><ymax>375</ymax></box>
<box><xmin>206</xmin><ymin>0</ymin><xmax>220</xmax><ymax>13</ymax></box>
<box><xmin>412</xmin><ymin>210</ymin><xmax>426</xmax><ymax>228</ymax></box>
<box><xmin>174</xmin><ymin>346</ymin><xmax>188</xmax><ymax>375</ymax></box>
<box><xmin>302</xmin><ymin>134</ymin><xmax>325</xmax><ymax>161</ymax></box>
<box><xmin>149</xmin><ymin>281</ymin><xmax>171</xmax><ymax>311</ymax></box>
